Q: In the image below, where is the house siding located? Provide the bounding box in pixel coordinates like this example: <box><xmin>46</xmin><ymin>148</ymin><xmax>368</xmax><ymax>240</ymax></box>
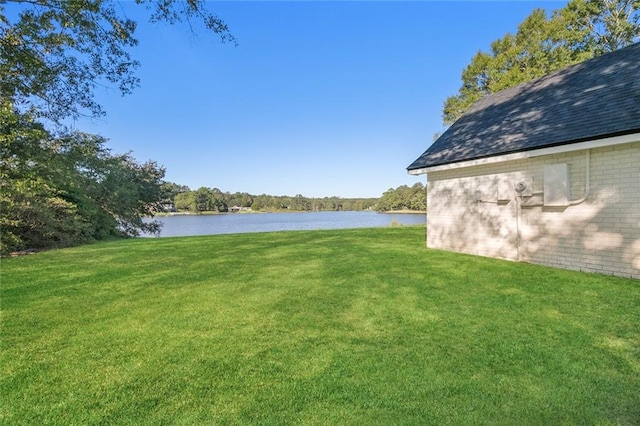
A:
<box><xmin>426</xmin><ymin>141</ymin><xmax>640</xmax><ymax>279</ymax></box>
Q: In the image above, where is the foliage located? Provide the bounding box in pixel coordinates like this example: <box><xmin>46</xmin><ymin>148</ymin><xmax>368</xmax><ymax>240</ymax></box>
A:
<box><xmin>2</xmin><ymin>227</ymin><xmax>638</xmax><ymax>423</ymax></box>
<box><xmin>159</xmin><ymin>181</ymin><xmax>189</xmax><ymax>208</ymax></box>
<box><xmin>169</xmin><ymin>183</ymin><xmax>428</xmax><ymax>214</ymax></box>
<box><xmin>443</xmin><ymin>0</ymin><xmax>640</xmax><ymax>125</ymax></box>
<box><xmin>0</xmin><ymin>102</ymin><xmax>165</xmax><ymax>254</ymax></box>
<box><xmin>172</xmin><ymin>187</ymin><xmax>378</xmax><ymax>213</ymax></box>
<box><xmin>1</xmin><ymin>1</ymin><xmax>232</xmax><ymax>253</ymax></box>
<box><xmin>376</xmin><ymin>182</ymin><xmax>426</xmax><ymax>212</ymax></box>
<box><xmin>250</xmin><ymin>193</ymin><xmax>378</xmax><ymax>212</ymax></box>
<box><xmin>0</xmin><ymin>0</ymin><xmax>234</xmax><ymax>122</ymax></box>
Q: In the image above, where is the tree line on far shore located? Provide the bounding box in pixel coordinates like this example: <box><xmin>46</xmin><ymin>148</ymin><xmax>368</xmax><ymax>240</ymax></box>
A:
<box><xmin>160</xmin><ymin>182</ymin><xmax>427</xmax><ymax>214</ymax></box>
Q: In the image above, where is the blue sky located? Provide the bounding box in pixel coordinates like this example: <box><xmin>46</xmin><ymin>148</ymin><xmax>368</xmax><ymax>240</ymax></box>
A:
<box><xmin>77</xmin><ymin>1</ymin><xmax>562</xmax><ymax>198</ymax></box>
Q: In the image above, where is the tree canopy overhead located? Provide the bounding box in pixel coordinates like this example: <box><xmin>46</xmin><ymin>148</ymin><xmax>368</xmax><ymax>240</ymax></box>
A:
<box><xmin>1</xmin><ymin>1</ymin><xmax>234</xmax><ymax>254</ymax></box>
<box><xmin>443</xmin><ymin>0</ymin><xmax>640</xmax><ymax>125</ymax></box>
<box><xmin>1</xmin><ymin>0</ymin><xmax>235</xmax><ymax>122</ymax></box>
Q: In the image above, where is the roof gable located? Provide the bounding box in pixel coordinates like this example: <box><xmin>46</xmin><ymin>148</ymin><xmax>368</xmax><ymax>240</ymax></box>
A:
<box><xmin>408</xmin><ymin>42</ymin><xmax>640</xmax><ymax>171</ymax></box>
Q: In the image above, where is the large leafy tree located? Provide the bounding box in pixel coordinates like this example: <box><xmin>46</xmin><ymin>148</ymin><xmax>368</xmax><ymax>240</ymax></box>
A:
<box><xmin>0</xmin><ymin>101</ymin><xmax>87</xmax><ymax>252</ymax></box>
<box><xmin>1</xmin><ymin>1</ymin><xmax>232</xmax><ymax>253</ymax></box>
<box><xmin>1</xmin><ymin>0</ymin><xmax>234</xmax><ymax>122</ymax></box>
<box><xmin>443</xmin><ymin>0</ymin><xmax>640</xmax><ymax>125</ymax></box>
<box><xmin>1</xmin><ymin>101</ymin><xmax>165</xmax><ymax>254</ymax></box>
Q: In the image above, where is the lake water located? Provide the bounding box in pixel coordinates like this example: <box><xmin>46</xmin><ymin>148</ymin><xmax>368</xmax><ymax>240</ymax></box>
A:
<box><xmin>144</xmin><ymin>211</ymin><xmax>425</xmax><ymax>238</ymax></box>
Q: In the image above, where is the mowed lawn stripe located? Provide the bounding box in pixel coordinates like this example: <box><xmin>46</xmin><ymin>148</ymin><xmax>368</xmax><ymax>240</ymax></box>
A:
<box><xmin>1</xmin><ymin>227</ymin><xmax>638</xmax><ymax>424</ymax></box>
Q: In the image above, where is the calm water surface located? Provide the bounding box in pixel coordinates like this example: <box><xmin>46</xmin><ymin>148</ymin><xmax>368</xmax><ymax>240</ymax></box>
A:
<box><xmin>144</xmin><ymin>211</ymin><xmax>425</xmax><ymax>238</ymax></box>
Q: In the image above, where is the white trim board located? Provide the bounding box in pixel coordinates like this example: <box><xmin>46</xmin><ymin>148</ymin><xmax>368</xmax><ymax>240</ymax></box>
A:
<box><xmin>407</xmin><ymin>132</ymin><xmax>640</xmax><ymax>175</ymax></box>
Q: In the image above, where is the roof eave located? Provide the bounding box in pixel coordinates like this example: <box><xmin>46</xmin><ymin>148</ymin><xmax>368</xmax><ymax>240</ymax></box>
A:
<box><xmin>407</xmin><ymin>132</ymin><xmax>640</xmax><ymax>175</ymax></box>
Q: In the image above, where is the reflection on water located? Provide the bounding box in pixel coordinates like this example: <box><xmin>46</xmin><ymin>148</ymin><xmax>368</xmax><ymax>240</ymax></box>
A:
<box><xmin>144</xmin><ymin>211</ymin><xmax>425</xmax><ymax>238</ymax></box>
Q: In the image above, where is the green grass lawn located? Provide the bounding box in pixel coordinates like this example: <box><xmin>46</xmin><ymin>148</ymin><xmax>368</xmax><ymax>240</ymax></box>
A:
<box><xmin>2</xmin><ymin>227</ymin><xmax>639</xmax><ymax>424</ymax></box>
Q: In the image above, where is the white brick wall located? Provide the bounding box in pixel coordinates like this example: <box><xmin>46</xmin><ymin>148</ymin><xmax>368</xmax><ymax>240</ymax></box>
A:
<box><xmin>426</xmin><ymin>141</ymin><xmax>640</xmax><ymax>279</ymax></box>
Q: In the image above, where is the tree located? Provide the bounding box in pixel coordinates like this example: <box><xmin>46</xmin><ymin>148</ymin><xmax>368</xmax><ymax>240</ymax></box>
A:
<box><xmin>1</xmin><ymin>101</ymin><xmax>165</xmax><ymax>254</ymax></box>
<box><xmin>1</xmin><ymin>101</ymin><xmax>88</xmax><ymax>252</ymax></box>
<box><xmin>1</xmin><ymin>0</ymin><xmax>234</xmax><ymax>122</ymax></box>
<box><xmin>376</xmin><ymin>183</ymin><xmax>426</xmax><ymax>212</ymax></box>
<box><xmin>229</xmin><ymin>192</ymin><xmax>253</xmax><ymax>208</ymax></box>
<box><xmin>174</xmin><ymin>190</ymin><xmax>196</xmax><ymax>212</ymax></box>
<box><xmin>73</xmin><ymin>143</ymin><xmax>165</xmax><ymax>238</ymax></box>
<box><xmin>160</xmin><ymin>181</ymin><xmax>190</xmax><ymax>210</ymax></box>
<box><xmin>562</xmin><ymin>0</ymin><xmax>640</xmax><ymax>53</ymax></box>
<box><xmin>0</xmin><ymin>1</ymin><xmax>233</xmax><ymax>253</ymax></box>
<box><xmin>443</xmin><ymin>0</ymin><xmax>639</xmax><ymax>125</ymax></box>
<box><xmin>194</xmin><ymin>187</ymin><xmax>213</xmax><ymax>212</ymax></box>
<box><xmin>291</xmin><ymin>194</ymin><xmax>311</xmax><ymax>211</ymax></box>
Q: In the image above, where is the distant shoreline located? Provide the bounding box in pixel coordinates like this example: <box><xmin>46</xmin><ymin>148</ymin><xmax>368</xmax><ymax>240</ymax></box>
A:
<box><xmin>153</xmin><ymin>209</ymin><xmax>426</xmax><ymax>217</ymax></box>
<box><xmin>381</xmin><ymin>210</ymin><xmax>426</xmax><ymax>214</ymax></box>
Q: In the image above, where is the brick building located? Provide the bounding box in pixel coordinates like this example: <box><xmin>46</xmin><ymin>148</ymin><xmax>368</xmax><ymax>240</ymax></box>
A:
<box><xmin>408</xmin><ymin>43</ymin><xmax>640</xmax><ymax>279</ymax></box>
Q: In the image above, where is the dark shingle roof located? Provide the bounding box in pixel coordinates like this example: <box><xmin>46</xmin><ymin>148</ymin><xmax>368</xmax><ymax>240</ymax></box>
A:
<box><xmin>408</xmin><ymin>42</ymin><xmax>640</xmax><ymax>171</ymax></box>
